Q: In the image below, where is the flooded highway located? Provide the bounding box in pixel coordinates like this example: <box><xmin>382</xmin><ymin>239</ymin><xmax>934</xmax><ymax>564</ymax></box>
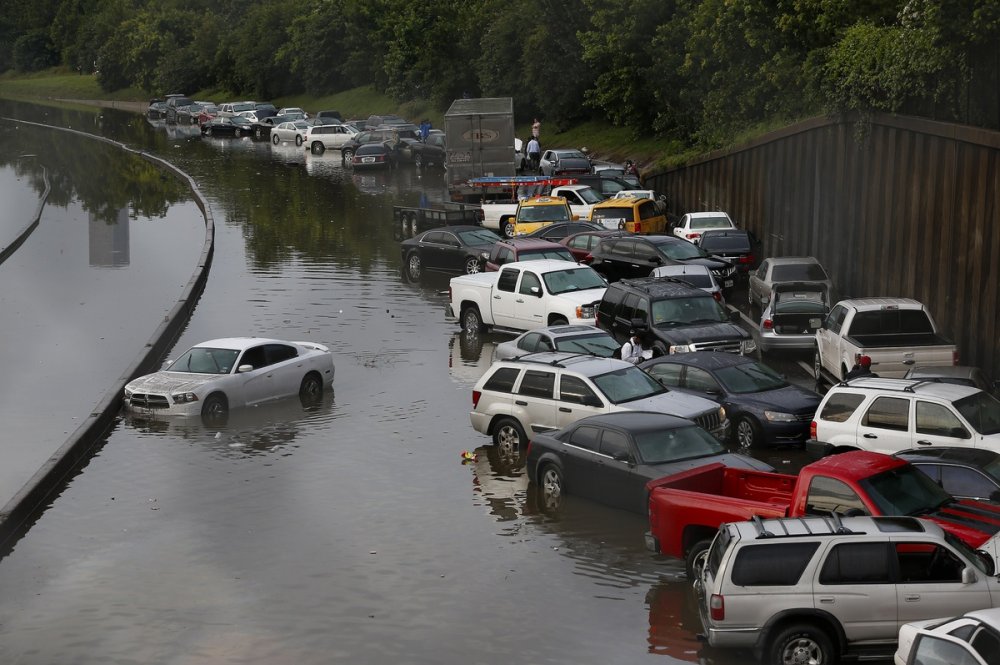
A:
<box><xmin>0</xmin><ymin>101</ymin><xmax>827</xmax><ymax>665</ymax></box>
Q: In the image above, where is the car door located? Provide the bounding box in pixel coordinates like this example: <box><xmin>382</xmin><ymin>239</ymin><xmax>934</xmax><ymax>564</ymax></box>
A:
<box><xmin>893</xmin><ymin>540</ymin><xmax>994</xmax><ymax>628</ymax></box>
<box><xmin>673</xmin><ymin>214</ymin><xmax>690</xmax><ymax>239</ymax></box>
<box><xmin>236</xmin><ymin>345</ymin><xmax>275</xmax><ymax>406</ymax></box>
<box><xmin>263</xmin><ymin>343</ymin><xmax>301</xmax><ymax>398</ymax></box>
<box><xmin>631</xmin><ymin>239</ymin><xmax>662</xmax><ymax>277</ymax></box>
<box><xmin>491</xmin><ymin>268</ymin><xmax>519</xmax><ymax>328</ymax></box>
<box><xmin>559</xmin><ymin>424</ymin><xmax>603</xmax><ymax>499</ymax></box>
<box><xmin>817</xmin><ymin>304</ymin><xmax>848</xmax><ymax>376</ymax></box>
<box><xmin>594</xmin><ymin>428</ymin><xmax>643</xmax><ymax>512</ymax></box>
<box><xmin>857</xmin><ymin>396</ymin><xmax>914</xmax><ymax>453</ymax></box>
<box><xmin>750</xmin><ymin>261</ymin><xmax>769</xmax><ymax>307</ymax></box>
<box><xmin>420</xmin><ymin>231</ymin><xmax>448</xmax><ymax>270</ymax></box>
<box><xmin>913</xmin><ymin>400</ymin><xmax>975</xmax><ymax>449</ymax></box>
<box><xmin>436</xmin><ymin>230</ymin><xmax>464</xmax><ymax>272</ymax></box>
<box><xmin>555</xmin><ymin>375</ymin><xmax>606</xmax><ymax>429</ymax></box>
<box><xmin>613</xmin><ymin>293</ymin><xmax>642</xmax><ymax>340</ymax></box>
<box><xmin>814</xmin><ymin>541</ymin><xmax>899</xmax><ymax>642</ymax></box>
<box><xmin>513</xmin><ymin>270</ymin><xmax>547</xmax><ymax>329</ymax></box>
<box><xmin>512</xmin><ymin>369</ymin><xmax>558</xmax><ymax>434</ymax></box>
<box><xmin>608</xmin><ymin>239</ymin><xmax>637</xmax><ymax>280</ymax></box>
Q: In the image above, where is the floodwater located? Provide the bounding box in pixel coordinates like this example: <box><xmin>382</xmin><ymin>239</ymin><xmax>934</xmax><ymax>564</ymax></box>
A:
<box><xmin>0</xmin><ymin>101</ymin><xmax>829</xmax><ymax>665</ymax></box>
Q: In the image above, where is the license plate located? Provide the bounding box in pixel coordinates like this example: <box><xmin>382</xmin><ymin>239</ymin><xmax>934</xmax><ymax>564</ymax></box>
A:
<box><xmin>723</xmin><ymin>279</ymin><xmax>734</xmax><ymax>288</ymax></box>
<box><xmin>362</xmin><ymin>157</ymin><xmax>375</xmax><ymax>163</ymax></box>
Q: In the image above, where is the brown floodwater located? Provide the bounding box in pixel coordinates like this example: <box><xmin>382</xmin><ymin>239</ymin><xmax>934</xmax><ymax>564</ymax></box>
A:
<box><xmin>0</xmin><ymin>100</ymin><xmax>838</xmax><ymax>665</ymax></box>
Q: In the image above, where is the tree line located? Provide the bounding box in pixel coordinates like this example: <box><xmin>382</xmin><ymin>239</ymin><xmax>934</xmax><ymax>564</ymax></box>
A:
<box><xmin>3</xmin><ymin>0</ymin><xmax>998</xmax><ymax>148</ymax></box>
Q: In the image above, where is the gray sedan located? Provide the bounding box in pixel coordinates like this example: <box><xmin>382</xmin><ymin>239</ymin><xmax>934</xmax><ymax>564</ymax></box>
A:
<box><xmin>539</xmin><ymin>149</ymin><xmax>592</xmax><ymax>176</ymax></box>
<box><xmin>493</xmin><ymin>324</ymin><xmax>619</xmax><ymax>361</ymax></box>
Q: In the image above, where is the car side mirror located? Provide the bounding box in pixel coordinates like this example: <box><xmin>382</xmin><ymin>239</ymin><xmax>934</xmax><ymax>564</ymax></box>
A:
<box><xmin>530</xmin><ymin>286</ymin><xmax>542</xmax><ymax>297</ymax></box>
<box><xmin>630</xmin><ymin>318</ymin><xmax>647</xmax><ymax>331</ymax></box>
<box><xmin>651</xmin><ymin>256</ymin><xmax>662</xmax><ymax>264</ymax></box>
<box><xmin>976</xmin><ymin>550</ymin><xmax>997</xmax><ymax>576</ymax></box>
<box><xmin>612</xmin><ymin>450</ymin><xmax>631</xmax><ymax>463</ymax></box>
<box><xmin>237</xmin><ymin>364</ymin><xmax>254</xmax><ymax>373</ymax></box>
<box><xmin>962</xmin><ymin>566</ymin><xmax>979</xmax><ymax>584</ymax></box>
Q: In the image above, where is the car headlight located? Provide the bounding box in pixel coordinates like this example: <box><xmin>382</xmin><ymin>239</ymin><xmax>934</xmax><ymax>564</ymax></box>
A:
<box><xmin>669</xmin><ymin>344</ymin><xmax>694</xmax><ymax>353</ymax></box>
<box><xmin>576</xmin><ymin>304</ymin><xmax>596</xmax><ymax>319</ymax></box>
<box><xmin>718</xmin><ymin>406</ymin><xmax>727</xmax><ymax>422</ymax></box>
<box><xmin>764</xmin><ymin>410</ymin><xmax>796</xmax><ymax>422</ymax></box>
<box><xmin>171</xmin><ymin>392</ymin><xmax>199</xmax><ymax>404</ymax></box>
<box><xmin>740</xmin><ymin>338</ymin><xmax>757</xmax><ymax>354</ymax></box>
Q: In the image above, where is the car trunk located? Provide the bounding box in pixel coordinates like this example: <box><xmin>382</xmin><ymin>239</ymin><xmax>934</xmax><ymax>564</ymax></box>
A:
<box><xmin>770</xmin><ymin>282</ymin><xmax>828</xmax><ymax>335</ymax></box>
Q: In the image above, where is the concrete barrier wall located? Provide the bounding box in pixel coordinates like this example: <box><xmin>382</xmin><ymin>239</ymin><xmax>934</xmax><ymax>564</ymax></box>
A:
<box><xmin>0</xmin><ymin>120</ymin><xmax>215</xmax><ymax>550</ymax></box>
<box><xmin>0</xmin><ymin>161</ymin><xmax>49</xmax><ymax>266</ymax></box>
<box><xmin>645</xmin><ymin>113</ymin><xmax>1000</xmax><ymax>377</ymax></box>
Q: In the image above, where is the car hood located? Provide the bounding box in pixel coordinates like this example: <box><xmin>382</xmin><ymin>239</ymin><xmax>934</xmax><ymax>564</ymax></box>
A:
<box><xmin>550</xmin><ymin>288</ymin><xmax>606</xmax><ymax>305</ymax></box>
<box><xmin>126</xmin><ymin>371</ymin><xmax>218</xmax><ymax>393</ymax></box>
<box><xmin>618</xmin><ymin>390</ymin><xmax>719</xmax><ymax>417</ymax></box>
<box><xmin>737</xmin><ymin>385</ymin><xmax>821</xmax><ymax>415</ymax></box>
<box><xmin>651</xmin><ymin>322</ymin><xmax>749</xmax><ymax>344</ymax></box>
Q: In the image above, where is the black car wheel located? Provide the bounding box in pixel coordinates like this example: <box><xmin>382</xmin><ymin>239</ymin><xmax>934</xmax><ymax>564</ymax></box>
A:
<box><xmin>311</xmin><ymin>142</ymin><xmax>324</xmax><ymax>154</ymax></box>
<box><xmin>493</xmin><ymin>417</ymin><xmax>526</xmax><ymax>462</ymax></box>
<box><xmin>206</xmin><ymin>127</ymin><xmax>213</xmax><ymax>136</ymax></box>
<box><xmin>539</xmin><ymin>463</ymin><xmax>564</xmax><ymax>512</ymax></box>
<box><xmin>461</xmin><ymin>306</ymin><xmax>485</xmax><ymax>333</ymax></box>
<box><xmin>272</xmin><ymin>133</ymin><xmax>280</xmax><ymax>145</ymax></box>
<box><xmin>406</xmin><ymin>252</ymin><xmax>422</xmax><ymax>280</ymax></box>
<box><xmin>734</xmin><ymin>415</ymin><xmax>761</xmax><ymax>451</ymax></box>
<box><xmin>768</xmin><ymin>623</ymin><xmax>835</xmax><ymax>665</ymax></box>
<box><xmin>299</xmin><ymin>373</ymin><xmax>323</xmax><ymax>401</ymax></box>
<box><xmin>464</xmin><ymin>256</ymin><xmax>480</xmax><ymax>274</ymax></box>
<box><xmin>295</xmin><ymin>135</ymin><xmax>303</xmax><ymax>147</ymax></box>
<box><xmin>200</xmin><ymin>393</ymin><xmax>229</xmax><ymax>425</ymax></box>
<box><xmin>342</xmin><ymin>148</ymin><xmax>354</xmax><ymax>163</ymax></box>
<box><xmin>414</xmin><ymin>153</ymin><xmax>423</xmax><ymax>168</ymax></box>
<box><xmin>501</xmin><ymin>219</ymin><xmax>516</xmax><ymax>239</ymax></box>
<box><xmin>685</xmin><ymin>539</ymin><xmax>712</xmax><ymax>580</ymax></box>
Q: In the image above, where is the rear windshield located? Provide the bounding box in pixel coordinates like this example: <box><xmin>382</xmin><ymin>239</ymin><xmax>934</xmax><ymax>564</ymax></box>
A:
<box><xmin>774</xmin><ymin>290</ymin><xmax>827</xmax><ymax>314</ymax></box>
<box><xmin>690</xmin><ymin>216</ymin><xmax>732</xmax><ymax>230</ymax></box>
<box><xmin>771</xmin><ymin>263</ymin><xmax>829</xmax><ymax>281</ymax></box>
<box><xmin>592</xmin><ymin>207</ymin><xmax>631</xmax><ymax>221</ymax></box>
<box><xmin>700</xmin><ymin>236</ymin><xmax>750</xmax><ymax>252</ymax></box>
<box><xmin>849</xmin><ymin>309</ymin><xmax>934</xmax><ymax>335</ymax></box>
<box><xmin>518</xmin><ymin>248</ymin><xmax>575</xmax><ymax>262</ymax></box>
<box><xmin>633</xmin><ymin>425</ymin><xmax>725</xmax><ymax>464</ymax></box>
<box><xmin>670</xmin><ymin>273</ymin><xmax>712</xmax><ymax>288</ymax></box>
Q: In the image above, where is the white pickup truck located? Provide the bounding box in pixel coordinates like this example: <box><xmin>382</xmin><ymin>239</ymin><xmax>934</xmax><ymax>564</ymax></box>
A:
<box><xmin>447</xmin><ymin>259</ymin><xmax>607</xmax><ymax>333</ymax></box>
<box><xmin>814</xmin><ymin>298</ymin><xmax>958</xmax><ymax>383</ymax></box>
<box><xmin>481</xmin><ymin>184</ymin><xmax>601</xmax><ymax>237</ymax></box>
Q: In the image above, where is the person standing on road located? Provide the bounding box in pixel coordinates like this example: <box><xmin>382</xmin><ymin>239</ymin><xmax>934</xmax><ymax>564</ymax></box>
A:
<box><xmin>620</xmin><ymin>330</ymin><xmax>644</xmax><ymax>364</ymax></box>
<box><xmin>532</xmin><ymin>117</ymin><xmax>541</xmax><ymax>140</ymax></box>
<box><xmin>527</xmin><ymin>136</ymin><xmax>541</xmax><ymax>173</ymax></box>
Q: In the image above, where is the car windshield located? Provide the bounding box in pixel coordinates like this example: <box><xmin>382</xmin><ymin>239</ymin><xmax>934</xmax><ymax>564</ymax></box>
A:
<box><xmin>591</xmin><ymin>366</ymin><xmax>667</xmax><ymax>404</ymax></box>
<box><xmin>457</xmin><ymin>229</ymin><xmax>500</xmax><ymax>246</ymax></box>
<box><xmin>714</xmin><ymin>362</ymin><xmax>788</xmax><ymax>393</ymax></box>
<box><xmin>691</xmin><ymin>216</ymin><xmax>733</xmax><ymax>230</ymax></box>
<box><xmin>519</xmin><ymin>205</ymin><xmax>571</xmax><ymax>223</ymax></box>
<box><xmin>554</xmin><ymin>333</ymin><xmax>619</xmax><ymax>357</ymax></box>
<box><xmin>773</xmin><ymin>290</ymin><xmax>828</xmax><ymax>314</ymax></box>
<box><xmin>231</xmin><ymin>102</ymin><xmax>254</xmax><ymax>112</ymax></box>
<box><xmin>655</xmin><ymin>239</ymin><xmax>708</xmax><ymax>260</ymax></box>
<box><xmin>771</xmin><ymin>262</ymin><xmax>829</xmax><ymax>281</ymax></box>
<box><xmin>167</xmin><ymin>347</ymin><xmax>240</xmax><ymax>375</ymax></box>
<box><xmin>955</xmin><ymin>392</ymin><xmax>1000</xmax><ymax>435</ymax></box>
<box><xmin>518</xmin><ymin>248</ymin><xmax>575</xmax><ymax>262</ymax></box>
<box><xmin>577</xmin><ymin>188</ymin><xmax>605</xmax><ymax>204</ymax></box>
<box><xmin>668</xmin><ymin>272</ymin><xmax>713</xmax><ymax>288</ymax></box>
<box><xmin>557</xmin><ymin>151</ymin><xmax>587</xmax><ymax>160</ymax></box>
<box><xmin>859</xmin><ymin>465</ymin><xmax>955</xmax><ymax>516</ymax></box>
<box><xmin>542</xmin><ymin>266</ymin><xmax>606</xmax><ymax>294</ymax></box>
<box><xmin>700</xmin><ymin>236</ymin><xmax>750</xmax><ymax>252</ymax></box>
<box><xmin>634</xmin><ymin>425</ymin><xmax>725</xmax><ymax>464</ymax></box>
<box><xmin>944</xmin><ymin>531</ymin><xmax>992</xmax><ymax>574</ymax></box>
<box><xmin>591</xmin><ymin>207</ymin><xmax>631</xmax><ymax>222</ymax></box>
<box><xmin>651</xmin><ymin>296</ymin><xmax>727</xmax><ymax>326</ymax></box>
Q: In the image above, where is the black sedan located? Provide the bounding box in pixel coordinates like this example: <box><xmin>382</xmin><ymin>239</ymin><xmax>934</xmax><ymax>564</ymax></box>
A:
<box><xmin>638</xmin><ymin>352</ymin><xmax>821</xmax><ymax>450</ymax></box>
<box><xmin>400</xmin><ymin>225</ymin><xmax>501</xmax><ymax>279</ymax></box>
<box><xmin>525</xmin><ymin>411</ymin><xmax>772</xmax><ymax>514</ymax></box>
<box><xmin>351</xmin><ymin>142</ymin><xmax>398</xmax><ymax>169</ymax></box>
<box><xmin>522</xmin><ymin>221</ymin><xmax>605</xmax><ymax>241</ymax></box>
<box><xmin>893</xmin><ymin>447</ymin><xmax>1000</xmax><ymax>502</ymax></box>
<box><xmin>201</xmin><ymin>116</ymin><xmax>254</xmax><ymax>138</ymax></box>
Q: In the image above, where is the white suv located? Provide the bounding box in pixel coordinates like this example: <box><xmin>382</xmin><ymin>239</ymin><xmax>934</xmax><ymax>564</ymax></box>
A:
<box><xmin>303</xmin><ymin>124</ymin><xmax>358</xmax><ymax>154</ymax></box>
<box><xmin>697</xmin><ymin>514</ymin><xmax>1000</xmax><ymax>664</ymax></box>
<box><xmin>807</xmin><ymin>377</ymin><xmax>1000</xmax><ymax>458</ymax></box>
<box><xmin>470</xmin><ymin>352</ymin><xmax>728</xmax><ymax>457</ymax></box>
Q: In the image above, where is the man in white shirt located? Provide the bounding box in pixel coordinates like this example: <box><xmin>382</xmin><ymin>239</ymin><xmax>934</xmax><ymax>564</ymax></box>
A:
<box><xmin>620</xmin><ymin>330</ymin><xmax>643</xmax><ymax>364</ymax></box>
<box><xmin>526</xmin><ymin>137</ymin><xmax>541</xmax><ymax>173</ymax></box>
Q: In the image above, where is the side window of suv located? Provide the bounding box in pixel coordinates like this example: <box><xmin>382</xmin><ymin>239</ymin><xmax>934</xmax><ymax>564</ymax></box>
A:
<box><xmin>598</xmin><ymin>284</ymin><xmax>625</xmax><ymax>322</ymax></box>
<box><xmin>730</xmin><ymin>542</ymin><xmax>820</xmax><ymax>586</ymax></box>
<box><xmin>915</xmin><ymin>401</ymin><xmax>969</xmax><ymax>438</ymax></box>
<box><xmin>620</xmin><ymin>294</ymin><xmax>640</xmax><ymax>322</ymax></box>
<box><xmin>895</xmin><ymin>543</ymin><xmax>964</xmax><ymax>583</ymax></box>
<box><xmin>611</xmin><ymin>240</ymin><xmax>635</xmax><ymax>258</ymax></box>
<box><xmin>862</xmin><ymin>397</ymin><xmax>910</xmax><ymax>431</ymax></box>
<box><xmin>497</xmin><ymin>268</ymin><xmax>519</xmax><ymax>292</ymax></box>
<box><xmin>804</xmin><ymin>476</ymin><xmax>869</xmax><ymax>516</ymax></box>
<box><xmin>517</xmin><ymin>370</ymin><xmax>555</xmax><ymax>398</ymax></box>
<box><xmin>819</xmin><ymin>542</ymin><xmax>890</xmax><ymax>584</ymax></box>
<box><xmin>820</xmin><ymin>392</ymin><xmax>865</xmax><ymax>422</ymax></box>
<box><xmin>559</xmin><ymin>375</ymin><xmax>601</xmax><ymax>407</ymax></box>
<box><xmin>633</xmin><ymin>241</ymin><xmax>657</xmax><ymax>262</ymax></box>
<box><xmin>483</xmin><ymin>367</ymin><xmax>520</xmax><ymax>393</ymax></box>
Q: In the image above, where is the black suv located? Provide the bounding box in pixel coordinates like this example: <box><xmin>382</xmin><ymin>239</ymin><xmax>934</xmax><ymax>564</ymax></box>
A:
<box><xmin>341</xmin><ymin>127</ymin><xmax>419</xmax><ymax>164</ymax></box>
<box><xmin>596</xmin><ymin>277</ymin><xmax>755</xmax><ymax>356</ymax></box>
<box><xmin>697</xmin><ymin>229</ymin><xmax>759</xmax><ymax>277</ymax></box>
<box><xmin>588</xmin><ymin>234</ymin><xmax>735</xmax><ymax>287</ymax></box>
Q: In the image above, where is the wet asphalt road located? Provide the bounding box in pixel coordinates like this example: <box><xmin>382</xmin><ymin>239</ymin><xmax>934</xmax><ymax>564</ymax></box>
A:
<box><xmin>0</xmin><ymin>101</ymin><xmax>841</xmax><ymax>665</ymax></box>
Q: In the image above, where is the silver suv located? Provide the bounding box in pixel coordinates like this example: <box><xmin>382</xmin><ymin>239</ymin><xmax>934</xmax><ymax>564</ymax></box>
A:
<box><xmin>470</xmin><ymin>352</ymin><xmax>728</xmax><ymax>457</ymax></box>
<box><xmin>696</xmin><ymin>514</ymin><xmax>1000</xmax><ymax>665</ymax></box>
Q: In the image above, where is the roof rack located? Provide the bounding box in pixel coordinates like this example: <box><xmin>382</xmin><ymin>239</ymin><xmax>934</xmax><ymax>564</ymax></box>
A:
<box><xmin>750</xmin><ymin>514</ymin><xmax>774</xmax><ymax>539</ymax></box>
<box><xmin>836</xmin><ymin>377</ymin><xmax>941</xmax><ymax>394</ymax></box>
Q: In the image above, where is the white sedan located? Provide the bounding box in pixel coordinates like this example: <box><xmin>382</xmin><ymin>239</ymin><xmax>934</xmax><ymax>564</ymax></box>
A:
<box><xmin>895</xmin><ymin>607</ymin><xmax>1000</xmax><ymax>665</ymax></box>
<box><xmin>271</xmin><ymin>120</ymin><xmax>310</xmax><ymax>146</ymax></box>
<box><xmin>671</xmin><ymin>211</ymin><xmax>736</xmax><ymax>244</ymax></box>
<box><xmin>123</xmin><ymin>338</ymin><xmax>335</xmax><ymax>421</ymax></box>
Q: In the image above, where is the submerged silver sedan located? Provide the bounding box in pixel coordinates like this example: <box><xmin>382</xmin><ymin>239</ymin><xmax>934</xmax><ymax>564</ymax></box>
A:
<box><xmin>124</xmin><ymin>337</ymin><xmax>335</xmax><ymax>421</ymax></box>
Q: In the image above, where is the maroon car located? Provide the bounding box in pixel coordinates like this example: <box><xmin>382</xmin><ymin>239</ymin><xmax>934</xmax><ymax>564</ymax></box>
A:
<box><xmin>559</xmin><ymin>229</ymin><xmax>631</xmax><ymax>263</ymax></box>
<box><xmin>482</xmin><ymin>238</ymin><xmax>576</xmax><ymax>271</ymax></box>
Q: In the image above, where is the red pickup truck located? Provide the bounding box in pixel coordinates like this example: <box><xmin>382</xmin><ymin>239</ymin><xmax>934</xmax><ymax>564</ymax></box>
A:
<box><xmin>645</xmin><ymin>450</ymin><xmax>1000</xmax><ymax>578</ymax></box>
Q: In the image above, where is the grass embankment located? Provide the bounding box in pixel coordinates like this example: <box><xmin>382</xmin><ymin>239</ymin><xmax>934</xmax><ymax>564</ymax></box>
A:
<box><xmin>2</xmin><ymin>68</ymin><xmax>800</xmax><ymax>170</ymax></box>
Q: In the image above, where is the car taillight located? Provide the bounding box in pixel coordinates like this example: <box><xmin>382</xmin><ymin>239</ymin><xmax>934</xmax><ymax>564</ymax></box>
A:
<box><xmin>762</xmin><ymin>318</ymin><xmax>772</xmax><ymax>330</ymax></box>
<box><xmin>686</xmin><ymin>232</ymin><xmax>701</xmax><ymax>240</ymax></box>
<box><xmin>582</xmin><ymin>253</ymin><xmax>594</xmax><ymax>264</ymax></box>
<box><xmin>810</xmin><ymin>421</ymin><xmax>817</xmax><ymax>439</ymax></box>
<box><xmin>524</xmin><ymin>440</ymin><xmax>533</xmax><ymax>459</ymax></box>
<box><xmin>953</xmin><ymin>350</ymin><xmax>959</xmax><ymax>366</ymax></box>
<box><xmin>710</xmin><ymin>594</ymin><xmax>725</xmax><ymax>620</ymax></box>
<box><xmin>712</xmin><ymin>291</ymin><xmax>722</xmax><ymax>302</ymax></box>
<box><xmin>739</xmin><ymin>255</ymin><xmax>753</xmax><ymax>264</ymax></box>
<box><xmin>472</xmin><ymin>390</ymin><xmax>481</xmax><ymax>408</ymax></box>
